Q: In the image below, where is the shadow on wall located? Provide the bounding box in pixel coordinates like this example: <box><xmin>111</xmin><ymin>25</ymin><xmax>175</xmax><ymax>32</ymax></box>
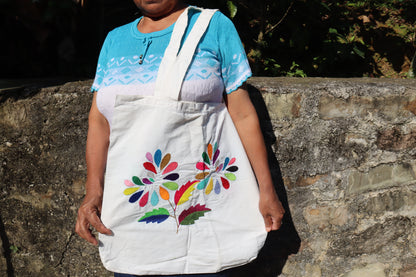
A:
<box><xmin>231</xmin><ymin>85</ymin><xmax>301</xmax><ymax>277</ymax></box>
<box><xmin>0</xmin><ymin>214</ymin><xmax>14</xmax><ymax>277</ymax></box>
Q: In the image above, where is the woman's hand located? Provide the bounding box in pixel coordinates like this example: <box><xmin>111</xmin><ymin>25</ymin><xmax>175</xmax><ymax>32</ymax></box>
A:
<box><xmin>75</xmin><ymin>193</ymin><xmax>112</xmax><ymax>245</ymax></box>
<box><xmin>259</xmin><ymin>188</ymin><xmax>285</xmax><ymax>232</ymax></box>
<box><xmin>75</xmin><ymin>91</ymin><xmax>111</xmax><ymax>245</ymax></box>
<box><xmin>226</xmin><ymin>84</ymin><xmax>285</xmax><ymax>232</ymax></box>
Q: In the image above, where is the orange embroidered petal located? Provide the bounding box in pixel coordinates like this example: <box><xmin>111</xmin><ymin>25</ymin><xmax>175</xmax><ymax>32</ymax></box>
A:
<box><xmin>207</xmin><ymin>143</ymin><xmax>213</xmax><ymax>159</ymax></box>
<box><xmin>159</xmin><ymin>186</ymin><xmax>170</xmax><ymax>200</ymax></box>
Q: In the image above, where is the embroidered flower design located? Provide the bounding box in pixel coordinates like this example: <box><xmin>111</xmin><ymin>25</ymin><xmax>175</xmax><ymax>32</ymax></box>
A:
<box><xmin>195</xmin><ymin>143</ymin><xmax>239</xmax><ymax>194</ymax></box>
<box><xmin>123</xmin><ymin>149</ymin><xmax>179</xmax><ymax>207</ymax></box>
<box><xmin>122</xmin><ymin>143</ymin><xmax>237</xmax><ymax>232</ymax></box>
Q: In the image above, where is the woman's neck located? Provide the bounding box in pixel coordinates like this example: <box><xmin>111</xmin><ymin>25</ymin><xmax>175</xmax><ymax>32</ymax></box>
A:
<box><xmin>138</xmin><ymin>3</ymin><xmax>188</xmax><ymax>33</ymax></box>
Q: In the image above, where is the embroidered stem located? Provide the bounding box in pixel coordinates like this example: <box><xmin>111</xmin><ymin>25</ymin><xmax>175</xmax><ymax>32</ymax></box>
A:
<box><xmin>169</xmin><ymin>200</ymin><xmax>180</xmax><ymax>233</ymax></box>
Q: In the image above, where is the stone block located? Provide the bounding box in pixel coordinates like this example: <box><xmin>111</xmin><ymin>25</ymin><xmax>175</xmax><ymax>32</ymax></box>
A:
<box><xmin>348</xmin><ymin>163</ymin><xmax>416</xmax><ymax>194</ymax></box>
<box><xmin>400</xmin><ymin>269</ymin><xmax>416</xmax><ymax>277</ymax></box>
<box><xmin>319</xmin><ymin>94</ymin><xmax>416</xmax><ymax>120</ymax></box>
<box><xmin>304</xmin><ymin>205</ymin><xmax>349</xmax><ymax>229</ymax></box>
<box><xmin>357</xmin><ymin>189</ymin><xmax>416</xmax><ymax>215</ymax></box>
<box><xmin>294</xmin><ymin>174</ymin><xmax>325</xmax><ymax>187</ymax></box>
<box><xmin>404</xmin><ymin>97</ymin><xmax>416</xmax><ymax>115</ymax></box>
<box><xmin>263</xmin><ymin>92</ymin><xmax>301</xmax><ymax>120</ymax></box>
<box><xmin>344</xmin><ymin>263</ymin><xmax>387</xmax><ymax>277</ymax></box>
<box><xmin>377</xmin><ymin>127</ymin><xmax>416</xmax><ymax>151</ymax></box>
<box><xmin>329</xmin><ymin>216</ymin><xmax>411</xmax><ymax>256</ymax></box>
<box><xmin>318</xmin><ymin>95</ymin><xmax>372</xmax><ymax>119</ymax></box>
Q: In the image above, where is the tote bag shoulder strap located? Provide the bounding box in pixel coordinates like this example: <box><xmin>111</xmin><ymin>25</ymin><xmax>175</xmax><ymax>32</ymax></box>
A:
<box><xmin>154</xmin><ymin>7</ymin><xmax>217</xmax><ymax>100</ymax></box>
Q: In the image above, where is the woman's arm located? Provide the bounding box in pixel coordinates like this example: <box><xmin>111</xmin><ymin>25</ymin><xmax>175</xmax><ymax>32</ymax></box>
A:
<box><xmin>75</xmin><ymin>92</ymin><xmax>112</xmax><ymax>245</ymax></box>
<box><xmin>225</xmin><ymin>84</ymin><xmax>285</xmax><ymax>232</ymax></box>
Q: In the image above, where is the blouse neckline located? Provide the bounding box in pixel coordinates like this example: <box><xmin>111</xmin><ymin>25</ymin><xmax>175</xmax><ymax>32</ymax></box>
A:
<box><xmin>130</xmin><ymin>17</ymin><xmax>175</xmax><ymax>39</ymax></box>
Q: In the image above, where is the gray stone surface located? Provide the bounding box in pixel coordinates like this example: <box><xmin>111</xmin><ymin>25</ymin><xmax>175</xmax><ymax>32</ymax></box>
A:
<box><xmin>0</xmin><ymin>77</ymin><xmax>415</xmax><ymax>276</ymax></box>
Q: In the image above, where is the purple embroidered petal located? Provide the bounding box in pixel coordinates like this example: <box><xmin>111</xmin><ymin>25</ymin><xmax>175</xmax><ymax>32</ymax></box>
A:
<box><xmin>142</xmin><ymin>178</ymin><xmax>153</xmax><ymax>184</ymax></box>
<box><xmin>214</xmin><ymin>180</ymin><xmax>221</xmax><ymax>194</ymax></box>
<box><xmin>213</xmin><ymin>149</ymin><xmax>220</xmax><ymax>164</ymax></box>
<box><xmin>163</xmin><ymin>173</ymin><xmax>179</xmax><ymax>181</ymax></box>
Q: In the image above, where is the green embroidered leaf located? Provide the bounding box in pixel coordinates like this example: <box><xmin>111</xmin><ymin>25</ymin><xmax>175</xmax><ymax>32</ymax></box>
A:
<box><xmin>202</xmin><ymin>152</ymin><xmax>210</xmax><ymax>165</ymax></box>
<box><xmin>132</xmin><ymin>176</ymin><xmax>144</xmax><ymax>186</ymax></box>
<box><xmin>138</xmin><ymin>208</ymin><xmax>170</xmax><ymax>224</ymax></box>
<box><xmin>163</xmin><ymin>181</ymin><xmax>179</xmax><ymax>190</ymax></box>
<box><xmin>224</xmin><ymin>173</ymin><xmax>236</xmax><ymax>181</ymax></box>
<box><xmin>179</xmin><ymin>204</ymin><xmax>211</xmax><ymax>225</ymax></box>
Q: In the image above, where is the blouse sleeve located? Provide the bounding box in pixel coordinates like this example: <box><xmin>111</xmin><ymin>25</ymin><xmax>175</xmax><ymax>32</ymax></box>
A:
<box><xmin>215</xmin><ymin>13</ymin><xmax>252</xmax><ymax>94</ymax></box>
<box><xmin>91</xmin><ymin>34</ymin><xmax>111</xmax><ymax>92</ymax></box>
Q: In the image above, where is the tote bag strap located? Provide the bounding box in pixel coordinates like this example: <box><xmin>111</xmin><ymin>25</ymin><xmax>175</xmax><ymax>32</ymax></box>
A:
<box><xmin>154</xmin><ymin>7</ymin><xmax>217</xmax><ymax>100</ymax></box>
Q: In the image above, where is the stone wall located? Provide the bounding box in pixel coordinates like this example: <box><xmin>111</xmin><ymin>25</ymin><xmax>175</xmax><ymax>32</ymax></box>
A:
<box><xmin>0</xmin><ymin>78</ymin><xmax>415</xmax><ymax>277</ymax></box>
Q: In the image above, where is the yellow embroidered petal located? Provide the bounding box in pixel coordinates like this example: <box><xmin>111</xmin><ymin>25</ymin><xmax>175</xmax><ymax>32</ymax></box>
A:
<box><xmin>124</xmin><ymin>187</ymin><xmax>139</xmax><ymax>195</ymax></box>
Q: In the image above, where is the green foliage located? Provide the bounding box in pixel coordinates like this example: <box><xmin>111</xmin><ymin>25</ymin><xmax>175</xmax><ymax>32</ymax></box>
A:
<box><xmin>215</xmin><ymin>0</ymin><xmax>415</xmax><ymax>77</ymax></box>
<box><xmin>9</xmin><ymin>245</ymin><xmax>19</xmax><ymax>254</ymax></box>
<box><xmin>1</xmin><ymin>0</ymin><xmax>415</xmax><ymax>78</ymax></box>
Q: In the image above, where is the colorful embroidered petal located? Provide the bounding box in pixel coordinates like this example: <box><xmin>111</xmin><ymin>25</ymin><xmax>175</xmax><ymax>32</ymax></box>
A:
<box><xmin>143</xmin><ymin>162</ymin><xmax>157</xmax><ymax>174</ymax></box>
<box><xmin>139</xmin><ymin>191</ymin><xmax>149</xmax><ymax>207</ymax></box>
<box><xmin>163</xmin><ymin>173</ymin><xmax>179</xmax><ymax>181</ymax></box>
<box><xmin>178</xmin><ymin>204</ymin><xmax>211</xmax><ymax>225</ymax></box>
<box><xmin>159</xmin><ymin>186</ymin><xmax>170</xmax><ymax>200</ymax></box>
<box><xmin>146</xmin><ymin>152</ymin><xmax>153</xmax><ymax>163</ymax></box>
<box><xmin>196</xmin><ymin>162</ymin><xmax>209</xmax><ymax>171</ymax></box>
<box><xmin>213</xmin><ymin>149</ymin><xmax>220</xmax><ymax>164</ymax></box>
<box><xmin>175</xmin><ymin>180</ymin><xmax>198</xmax><ymax>205</ymax></box>
<box><xmin>160</xmin><ymin>153</ymin><xmax>171</xmax><ymax>170</ymax></box>
<box><xmin>142</xmin><ymin>178</ymin><xmax>153</xmax><ymax>185</ymax></box>
<box><xmin>225</xmin><ymin>173</ymin><xmax>236</xmax><ymax>181</ymax></box>
<box><xmin>124</xmin><ymin>187</ymin><xmax>139</xmax><ymax>195</ymax></box>
<box><xmin>216</xmin><ymin>163</ymin><xmax>223</xmax><ymax>172</ymax></box>
<box><xmin>226</xmin><ymin>166</ymin><xmax>238</xmax><ymax>172</ymax></box>
<box><xmin>154</xmin><ymin>149</ymin><xmax>162</xmax><ymax>167</ymax></box>
<box><xmin>138</xmin><ymin>208</ymin><xmax>170</xmax><ymax>224</ymax></box>
<box><xmin>151</xmin><ymin>191</ymin><xmax>159</xmax><ymax>206</ymax></box>
<box><xmin>162</xmin><ymin>162</ymin><xmax>178</xmax><ymax>175</ymax></box>
<box><xmin>221</xmin><ymin>177</ymin><xmax>230</xmax><ymax>189</ymax></box>
<box><xmin>205</xmin><ymin>178</ymin><xmax>214</xmax><ymax>194</ymax></box>
<box><xmin>163</xmin><ymin>181</ymin><xmax>179</xmax><ymax>191</ymax></box>
<box><xmin>223</xmin><ymin>157</ymin><xmax>230</xmax><ymax>169</ymax></box>
<box><xmin>214</xmin><ymin>180</ymin><xmax>221</xmax><ymax>194</ymax></box>
<box><xmin>229</xmin><ymin>157</ymin><xmax>236</xmax><ymax>165</ymax></box>
<box><xmin>195</xmin><ymin>172</ymin><xmax>209</xmax><ymax>179</ymax></box>
<box><xmin>197</xmin><ymin>178</ymin><xmax>209</xmax><ymax>190</ymax></box>
<box><xmin>207</xmin><ymin>144</ymin><xmax>213</xmax><ymax>159</ymax></box>
<box><xmin>129</xmin><ymin>190</ymin><xmax>144</xmax><ymax>203</ymax></box>
<box><xmin>132</xmin><ymin>176</ymin><xmax>145</xmax><ymax>186</ymax></box>
<box><xmin>214</xmin><ymin>142</ymin><xmax>218</xmax><ymax>154</ymax></box>
<box><xmin>202</xmin><ymin>152</ymin><xmax>210</xmax><ymax>165</ymax></box>
<box><xmin>124</xmin><ymin>180</ymin><xmax>135</xmax><ymax>187</ymax></box>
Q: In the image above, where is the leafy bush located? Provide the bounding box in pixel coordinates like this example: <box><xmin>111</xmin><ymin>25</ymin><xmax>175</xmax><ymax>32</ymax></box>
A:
<box><xmin>1</xmin><ymin>0</ymin><xmax>415</xmax><ymax>78</ymax></box>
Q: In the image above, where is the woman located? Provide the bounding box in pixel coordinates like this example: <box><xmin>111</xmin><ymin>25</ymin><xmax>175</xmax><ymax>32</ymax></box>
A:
<box><xmin>76</xmin><ymin>1</ymin><xmax>285</xmax><ymax>276</ymax></box>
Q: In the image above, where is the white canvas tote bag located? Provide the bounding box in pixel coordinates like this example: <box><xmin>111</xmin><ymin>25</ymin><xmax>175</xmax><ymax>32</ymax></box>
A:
<box><xmin>99</xmin><ymin>7</ymin><xmax>267</xmax><ymax>275</ymax></box>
